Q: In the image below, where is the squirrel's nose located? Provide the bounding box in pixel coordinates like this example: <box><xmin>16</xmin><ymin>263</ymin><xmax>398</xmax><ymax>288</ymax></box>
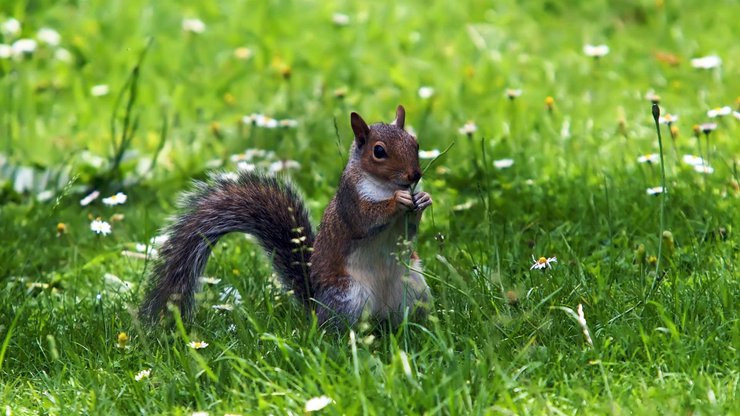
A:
<box><xmin>410</xmin><ymin>170</ymin><xmax>422</xmax><ymax>183</ymax></box>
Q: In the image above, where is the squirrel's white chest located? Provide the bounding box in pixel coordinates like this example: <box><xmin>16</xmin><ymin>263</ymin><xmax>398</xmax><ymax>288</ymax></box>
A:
<box><xmin>344</xmin><ymin>219</ymin><xmax>427</xmax><ymax>319</ymax></box>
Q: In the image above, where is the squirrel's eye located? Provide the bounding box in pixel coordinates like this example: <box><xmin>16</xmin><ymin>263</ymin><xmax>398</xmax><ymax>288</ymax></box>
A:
<box><xmin>373</xmin><ymin>145</ymin><xmax>387</xmax><ymax>159</ymax></box>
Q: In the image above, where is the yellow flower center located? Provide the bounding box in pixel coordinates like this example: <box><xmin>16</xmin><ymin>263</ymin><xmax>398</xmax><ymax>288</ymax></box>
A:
<box><xmin>537</xmin><ymin>257</ymin><xmax>547</xmax><ymax>264</ymax></box>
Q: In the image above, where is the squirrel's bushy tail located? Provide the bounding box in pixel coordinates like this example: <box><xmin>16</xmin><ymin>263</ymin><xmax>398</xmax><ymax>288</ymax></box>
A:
<box><xmin>139</xmin><ymin>172</ymin><xmax>314</xmax><ymax>324</ymax></box>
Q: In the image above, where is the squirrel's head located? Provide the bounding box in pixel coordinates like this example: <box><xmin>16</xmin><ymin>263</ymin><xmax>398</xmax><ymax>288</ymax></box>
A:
<box><xmin>350</xmin><ymin>105</ymin><xmax>422</xmax><ymax>189</ymax></box>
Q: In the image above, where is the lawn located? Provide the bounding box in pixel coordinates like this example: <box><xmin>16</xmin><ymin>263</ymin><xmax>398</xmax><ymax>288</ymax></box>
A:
<box><xmin>1</xmin><ymin>0</ymin><xmax>739</xmax><ymax>414</ymax></box>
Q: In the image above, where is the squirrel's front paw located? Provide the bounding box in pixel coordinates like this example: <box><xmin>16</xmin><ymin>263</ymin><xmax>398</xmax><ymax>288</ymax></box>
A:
<box><xmin>413</xmin><ymin>191</ymin><xmax>432</xmax><ymax>211</ymax></box>
<box><xmin>394</xmin><ymin>190</ymin><xmax>415</xmax><ymax>212</ymax></box>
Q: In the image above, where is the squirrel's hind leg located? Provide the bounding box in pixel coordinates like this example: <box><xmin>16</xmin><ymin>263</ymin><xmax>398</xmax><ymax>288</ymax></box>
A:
<box><xmin>314</xmin><ymin>281</ymin><xmax>371</xmax><ymax>330</ymax></box>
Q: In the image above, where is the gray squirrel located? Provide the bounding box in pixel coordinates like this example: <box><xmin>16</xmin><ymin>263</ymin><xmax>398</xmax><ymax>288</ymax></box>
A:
<box><xmin>139</xmin><ymin>105</ymin><xmax>433</xmax><ymax>328</ymax></box>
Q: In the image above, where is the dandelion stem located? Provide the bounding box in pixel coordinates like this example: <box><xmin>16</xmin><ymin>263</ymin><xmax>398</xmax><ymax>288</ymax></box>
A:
<box><xmin>651</xmin><ymin>103</ymin><xmax>667</xmax><ymax>281</ymax></box>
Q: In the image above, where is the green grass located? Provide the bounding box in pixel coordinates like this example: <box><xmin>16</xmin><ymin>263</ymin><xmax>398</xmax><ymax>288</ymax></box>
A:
<box><xmin>1</xmin><ymin>0</ymin><xmax>739</xmax><ymax>414</ymax></box>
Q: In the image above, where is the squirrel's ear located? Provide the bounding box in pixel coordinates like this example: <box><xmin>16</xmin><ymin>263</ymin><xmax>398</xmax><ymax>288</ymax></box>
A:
<box><xmin>351</xmin><ymin>112</ymin><xmax>370</xmax><ymax>147</ymax></box>
<box><xmin>391</xmin><ymin>105</ymin><xmax>406</xmax><ymax>130</ymax></box>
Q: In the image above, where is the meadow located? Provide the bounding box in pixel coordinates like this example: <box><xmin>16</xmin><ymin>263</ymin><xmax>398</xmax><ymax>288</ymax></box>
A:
<box><xmin>1</xmin><ymin>0</ymin><xmax>739</xmax><ymax>414</ymax></box>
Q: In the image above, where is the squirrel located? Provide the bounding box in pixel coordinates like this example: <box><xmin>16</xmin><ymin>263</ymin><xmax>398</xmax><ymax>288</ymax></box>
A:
<box><xmin>139</xmin><ymin>105</ymin><xmax>433</xmax><ymax>328</ymax></box>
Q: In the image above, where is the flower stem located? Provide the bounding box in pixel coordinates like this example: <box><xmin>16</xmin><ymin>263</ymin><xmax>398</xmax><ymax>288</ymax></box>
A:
<box><xmin>651</xmin><ymin>104</ymin><xmax>667</xmax><ymax>281</ymax></box>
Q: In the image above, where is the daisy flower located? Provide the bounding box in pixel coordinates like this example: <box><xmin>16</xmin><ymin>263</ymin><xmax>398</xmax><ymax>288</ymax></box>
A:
<box><xmin>269</xmin><ymin>160</ymin><xmax>301</xmax><ymax>173</ymax></box>
<box><xmin>693</xmin><ymin>164</ymin><xmax>714</xmax><ymax>174</ymax></box>
<box><xmin>36</xmin><ymin>27</ymin><xmax>61</xmax><ymax>46</ymax></box>
<box><xmin>182</xmin><ymin>18</ymin><xmax>206</xmax><ymax>34</ymax></box>
<box><xmin>278</xmin><ymin>119</ymin><xmax>298</xmax><ymax>128</ymax></box>
<box><xmin>134</xmin><ymin>369</ymin><xmax>151</xmax><ymax>381</ymax></box>
<box><xmin>233</xmin><ymin>47</ymin><xmax>252</xmax><ymax>60</ymax></box>
<box><xmin>1</xmin><ymin>18</ymin><xmax>21</xmax><ymax>38</ymax></box>
<box><xmin>690</xmin><ymin>55</ymin><xmax>721</xmax><ymax>69</ymax></box>
<box><xmin>637</xmin><ymin>153</ymin><xmax>659</xmax><ymax>164</ymax></box>
<box><xmin>583</xmin><ymin>44</ymin><xmax>609</xmax><ymax>58</ymax></box>
<box><xmin>699</xmin><ymin>123</ymin><xmax>717</xmax><ymax>134</ymax></box>
<box><xmin>254</xmin><ymin>114</ymin><xmax>278</xmax><ymax>128</ymax></box>
<box><xmin>199</xmin><ymin>276</ymin><xmax>221</xmax><ymax>285</ymax></box>
<box><xmin>419</xmin><ymin>149</ymin><xmax>441</xmax><ymax>159</ymax></box>
<box><xmin>418</xmin><ymin>86</ymin><xmax>434</xmax><ymax>99</ymax></box>
<box><xmin>91</xmin><ymin>84</ymin><xmax>110</xmax><ymax>97</ymax></box>
<box><xmin>211</xmin><ymin>304</ymin><xmax>234</xmax><ymax>311</ymax></box>
<box><xmin>54</xmin><ymin>47</ymin><xmax>72</xmax><ymax>62</ymax></box>
<box><xmin>102</xmin><ymin>192</ymin><xmax>127</xmax><ymax>206</ymax></box>
<box><xmin>11</xmin><ymin>38</ymin><xmax>37</xmax><ymax>58</ymax></box>
<box><xmin>658</xmin><ymin>114</ymin><xmax>678</xmax><ymax>125</ymax></box>
<box><xmin>505</xmin><ymin>89</ymin><xmax>522</xmax><ymax>100</ymax></box>
<box><xmin>80</xmin><ymin>190</ymin><xmax>100</xmax><ymax>206</ymax></box>
<box><xmin>682</xmin><ymin>154</ymin><xmax>705</xmax><ymax>166</ymax></box>
<box><xmin>493</xmin><ymin>159</ymin><xmax>514</xmax><ymax>169</ymax></box>
<box><xmin>530</xmin><ymin>256</ymin><xmax>557</xmax><ymax>270</ymax></box>
<box><xmin>91</xmin><ymin>219</ymin><xmax>112</xmax><ymax>235</ymax></box>
<box><xmin>187</xmin><ymin>341</ymin><xmax>209</xmax><ymax>349</ymax></box>
<box><xmin>646</xmin><ymin>186</ymin><xmax>664</xmax><ymax>196</ymax></box>
<box><xmin>237</xmin><ymin>161</ymin><xmax>256</xmax><ymax>172</ymax></box>
<box><xmin>332</xmin><ymin>13</ymin><xmax>350</xmax><ymax>26</ymax></box>
<box><xmin>0</xmin><ymin>44</ymin><xmax>11</xmax><ymax>59</ymax></box>
<box><xmin>458</xmin><ymin>121</ymin><xmax>477</xmax><ymax>136</ymax></box>
<box><xmin>707</xmin><ymin>106</ymin><xmax>732</xmax><ymax>118</ymax></box>
<box><xmin>305</xmin><ymin>396</ymin><xmax>333</xmax><ymax>412</ymax></box>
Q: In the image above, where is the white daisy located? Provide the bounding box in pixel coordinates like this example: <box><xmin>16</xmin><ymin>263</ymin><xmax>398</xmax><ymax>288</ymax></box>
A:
<box><xmin>91</xmin><ymin>219</ymin><xmax>112</xmax><ymax>235</ymax></box>
<box><xmin>646</xmin><ymin>186</ymin><xmax>664</xmax><ymax>196</ymax></box>
<box><xmin>91</xmin><ymin>84</ymin><xmax>110</xmax><ymax>97</ymax></box>
<box><xmin>199</xmin><ymin>276</ymin><xmax>221</xmax><ymax>285</ymax></box>
<box><xmin>237</xmin><ymin>161</ymin><xmax>256</xmax><ymax>172</ymax></box>
<box><xmin>0</xmin><ymin>44</ymin><xmax>11</xmax><ymax>59</ymax></box>
<box><xmin>11</xmin><ymin>38</ymin><xmax>37</xmax><ymax>57</ymax></box>
<box><xmin>269</xmin><ymin>160</ymin><xmax>300</xmax><ymax>173</ymax></box>
<box><xmin>505</xmin><ymin>89</ymin><xmax>522</xmax><ymax>99</ymax></box>
<box><xmin>458</xmin><ymin>121</ymin><xmax>477</xmax><ymax>135</ymax></box>
<box><xmin>134</xmin><ymin>369</ymin><xmax>151</xmax><ymax>381</ymax></box>
<box><xmin>187</xmin><ymin>341</ymin><xmax>209</xmax><ymax>349</ymax></box>
<box><xmin>658</xmin><ymin>114</ymin><xmax>678</xmax><ymax>124</ymax></box>
<box><xmin>493</xmin><ymin>158</ymin><xmax>514</xmax><ymax>169</ymax></box>
<box><xmin>690</xmin><ymin>55</ymin><xmax>721</xmax><ymax>69</ymax></box>
<box><xmin>80</xmin><ymin>190</ymin><xmax>100</xmax><ymax>206</ymax></box>
<box><xmin>233</xmin><ymin>47</ymin><xmax>252</xmax><ymax>60</ymax></box>
<box><xmin>418</xmin><ymin>86</ymin><xmax>434</xmax><ymax>99</ymax></box>
<box><xmin>36</xmin><ymin>28</ymin><xmax>61</xmax><ymax>46</ymax></box>
<box><xmin>637</xmin><ymin>153</ymin><xmax>659</xmax><ymax>164</ymax></box>
<box><xmin>150</xmin><ymin>234</ymin><xmax>169</xmax><ymax>246</ymax></box>
<box><xmin>707</xmin><ymin>106</ymin><xmax>732</xmax><ymax>118</ymax></box>
<box><xmin>211</xmin><ymin>304</ymin><xmax>234</xmax><ymax>311</ymax></box>
<box><xmin>254</xmin><ymin>114</ymin><xmax>278</xmax><ymax>128</ymax></box>
<box><xmin>693</xmin><ymin>164</ymin><xmax>714</xmax><ymax>174</ymax></box>
<box><xmin>332</xmin><ymin>13</ymin><xmax>350</xmax><ymax>26</ymax></box>
<box><xmin>699</xmin><ymin>123</ymin><xmax>717</xmax><ymax>133</ymax></box>
<box><xmin>102</xmin><ymin>192</ymin><xmax>127</xmax><ymax>206</ymax></box>
<box><xmin>583</xmin><ymin>44</ymin><xmax>609</xmax><ymax>58</ymax></box>
<box><xmin>530</xmin><ymin>256</ymin><xmax>557</xmax><ymax>270</ymax></box>
<box><xmin>1</xmin><ymin>18</ymin><xmax>21</xmax><ymax>38</ymax></box>
<box><xmin>54</xmin><ymin>47</ymin><xmax>72</xmax><ymax>62</ymax></box>
<box><xmin>419</xmin><ymin>149</ymin><xmax>441</xmax><ymax>159</ymax></box>
<box><xmin>182</xmin><ymin>18</ymin><xmax>206</xmax><ymax>34</ymax></box>
<box><xmin>305</xmin><ymin>396</ymin><xmax>333</xmax><ymax>412</ymax></box>
<box><xmin>682</xmin><ymin>154</ymin><xmax>705</xmax><ymax>166</ymax></box>
<box><xmin>278</xmin><ymin>119</ymin><xmax>298</xmax><ymax>128</ymax></box>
